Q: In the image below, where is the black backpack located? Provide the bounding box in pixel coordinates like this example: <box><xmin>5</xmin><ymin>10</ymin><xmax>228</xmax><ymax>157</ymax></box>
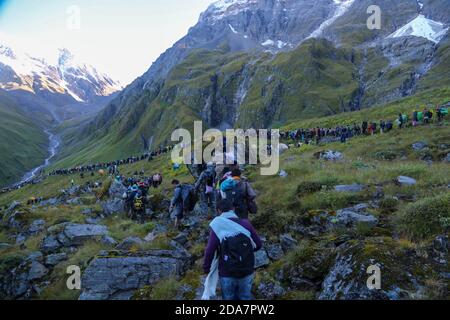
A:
<box><xmin>181</xmin><ymin>184</ymin><xmax>198</xmax><ymax>212</ymax></box>
<box><xmin>224</xmin><ymin>181</ymin><xmax>257</xmax><ymax>218</ymax></box>
<box><xmin>224</xmin><ymin>181</ymin><xmax>247</xmax><ymax>218</ymax></box>
<box><xmin>220</xmin><ymin>232</ymin><xmax>255</xmax><ymax>278</ymax></box>
<box><xmin>204</xmin><ymin>170</ymin><xmax>216</xmax><ymax>187</ymax></box>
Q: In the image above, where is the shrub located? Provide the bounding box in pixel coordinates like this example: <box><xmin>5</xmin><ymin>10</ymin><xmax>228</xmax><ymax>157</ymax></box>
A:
<box><xmin>296</xmin><ymin>181</ymin><xmax>323</xmax><ymax>197</ymax></box>
<box><xmin>395</xmin><ymin>193</ymin><xmax>450</xmax><ymax>240</ymax></box>
<box><xmin>134</xmin><ymin>278</ymin><xmax>181</xmax><ymax>300</ymax></box>
<box><xmin>374</xmin><ymin>151</ymin><xmax>397</xmax><ymax>161</ymax></box>
<box><xmin>379</xmin><ymin>196</ymin><xmax>399</xmax><ymax>213</ymax></box>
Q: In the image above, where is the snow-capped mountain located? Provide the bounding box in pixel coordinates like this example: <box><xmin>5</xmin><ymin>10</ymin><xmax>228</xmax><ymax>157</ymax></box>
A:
<box><xmin>387</xmin><ymin>14</ymin><xmax>448</xmax><ymax>44</ymax></box>
<box><xmin>0</xmin><ymin>43</ymin><xmax>121</xmax><ymax>104</ymax></box>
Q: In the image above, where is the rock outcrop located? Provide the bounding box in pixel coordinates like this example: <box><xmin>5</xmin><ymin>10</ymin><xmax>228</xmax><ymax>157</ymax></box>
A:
<box><xmin>79</xmin><ymin>249</ymin><xmax>192</xmax><ymax>300</ymax></box>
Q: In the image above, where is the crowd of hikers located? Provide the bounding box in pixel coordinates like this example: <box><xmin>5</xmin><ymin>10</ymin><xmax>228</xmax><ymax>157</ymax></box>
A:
<box><xmin>1</xmin><ymin>104</ymin><xmax>449</xmax><ymax>300</ymax></box>
<box><xmin>169</xmin><ymin>162</ymin><xmax>260</xmax><ymax>300</ymax></box>
<box><xmin>0</xmin><ymin>146</ymin><xmax>173</xmax><ymax>194</ymax></box>
<box><xmin>279</xmin><ymin>105</ymin><xmax>449</xmax><ymax>146</ymax></box>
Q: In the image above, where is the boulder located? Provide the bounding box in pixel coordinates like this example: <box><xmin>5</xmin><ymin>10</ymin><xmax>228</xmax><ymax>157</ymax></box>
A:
<box><xmin>334</xmin><ymin>184</ymin><xmax>366</xmax><ymax>193</ymax></box>
<box><xmin>279</xmin><ymin>170</ymin><xmax>288</xmax><ymax>178</ymax></box>
<box><xmin>109</xmin><ymin>180</ymin><xmax>127</xmax><ymax>199</ymax></box>
<box><xmin>45</xmin><ymin>253</ymin><xmax>68</xmax><ymax>266</ymax></box>
<box><xmin>266</xmin><ymin>244</ymin><xmax>284</xmax><ymax>261</ymax></box>
<box><xmin>278</xmin><ymin>144</ymin><xmax>289</xmax><ymax>154</ymax></box>
<box><xmin>7</xmin><ymin>201</ymin><xmax>21</xmax><ymax>213</ymax></box>
<box><xmin>144</xmin><ymin>225</ymin><xmax>167</xmax><ymax>242</ymax></box>
<box><xmin>85</xmin><ymin>217</ymin><xmax>102</xmax><ymax>224</ymax></box>
<box><xmin>397</xmin><ymin>176</ymin><xmax>417</xmax><ymax>186</ymax></box>
<box><xmin>27</xmin><ymin>261</ymin><xmax>48</xmax><ymax>281</ymax></box>
<box><xmin>319</xmin><ymin>239</ymin><xmax>423</xmax><ymax>300</ymax></box>
<box><xmin>257</xmin><ymin>280</ymin><xmax>286</xmax><ymax>299</ymax></box>
<box><xmin>27</xmin><ymin>251</ymin><xmax>44</xmax><ymax>262</ymax></box>
<box><xmin>318</xmin><ymin>150</ymin><xmax>343</xmax><ymax>161</ymax></box>
<box><xmin>28</xmin><ymin>219</ymin><xmax>45</xmax><ymax>234</ymax></box>
<box><xmin>115</xmin><ymin>237</ymin><xmax>143</xmax><ymax>250</ymax></box>
<box><xmin>66</xmin><ymin>198</ymin><xmax>82</xmax><ymax>205</ymax></box>
<box><xmin>15</xmin><ymin>234</ymin><xmax>27</xmax><ymax>244</ymax></box>
<box><xmin>411</xmin><ymin>141</ymin><xmax>428</xmax><ymax>151</ymax></box>
<box><xmin>443</xmin><ymin>153</ymin><xmax>450</xmax><ymax>163</ymax></box>
<box><xmin>40</xmin><ymin>235</ymin><xmax>62</xmax><ymax>254</ymax></box>
<box><xmin>79</xmin><ymin>250</ymin><xmax>192</xmax><ymax>300</ymax></box>
<box><xmin>100</xmin><ymin>235</ymin><xmax>118</xmax><ymax>246</ymax></box>
<box><xmin>173</xmin><ymin>232</ymin><xmax>189</xmax><ymax>246</ymax></box>
<box><xmin>63</xmin><ymin>224</ymin><xmax>109</xmax><ymax>245</ymax></box>
<box><xmin>333</xmin><ymin>204</ymin><xmax>378</xmax><ymax>227</ymax></box>
<box><xmin>102</xmin><ymin>199</ymin><xmax>125</xmax><ymax>216</ymax></box>
<box><xmin>81</xmin><ymin>208</ymin><xmax>93</xmax><ymax>215</ymax></box>
<box><xmin>39</xmin><ymin>198</ymin><xmax>61</xmax><ymax>207</ymax></box>
<box><xmin>279</xmin><ymin>234</ymin><xmax>298</xmax><ymax>253</ymax></box>
<box><xmin>254</xmin><ymin>249</ymin><xmax>270</xmax><ymax>269</ymax></box>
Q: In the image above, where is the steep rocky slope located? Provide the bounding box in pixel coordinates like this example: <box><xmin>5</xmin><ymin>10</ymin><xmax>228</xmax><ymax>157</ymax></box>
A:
<box><xmin>57</xmin><ymin>0</ymin><xmax>450</xmax><ymax>165</ymax></box>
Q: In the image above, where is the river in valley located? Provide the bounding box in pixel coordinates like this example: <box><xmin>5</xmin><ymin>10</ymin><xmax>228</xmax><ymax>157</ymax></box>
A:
<box><xmin>13</xmin><ymin>129</ymin><xmax>61</xmax><ymax>187</ymax></box>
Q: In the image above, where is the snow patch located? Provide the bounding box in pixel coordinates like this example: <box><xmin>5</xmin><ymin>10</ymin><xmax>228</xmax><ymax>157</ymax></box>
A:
<box><xmin>307</xmin><ymin>0</ymin><xmax>355</xmax><ymax>39</ymax></box>
<box><xmin>229</xmin><ymin>24</ymin><xmax>238</xmax><ymax>34</ymax></box>
<box><xmin>204</xmin><ymin>0</ymin><xmax>257</xmax><ymax>21</ymax></box>
<box><xmin>262</xmin><ymin>39</ymin><xmax>275</xmax><ymax>46</ymax></box>
<box><xmin>387</xmin><ymin>14</ymin><xmax>449</xmax><ymax>44</ymax></box>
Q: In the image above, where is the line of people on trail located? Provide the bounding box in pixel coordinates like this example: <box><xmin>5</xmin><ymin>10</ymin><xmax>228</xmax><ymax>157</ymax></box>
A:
<box><xmin>280</xmin><ymin>104</ymin><xmax>449</xmax><ymax>146</ymax></box>
<box><xmin>48</xmin><ymin>146</ymin><xmax>173</xmax><ymax>177</ymax></box>
<box><xmin>0</xmin><ymin>145</ymin><xmax>173</xmax><ymax>195</ymax></box>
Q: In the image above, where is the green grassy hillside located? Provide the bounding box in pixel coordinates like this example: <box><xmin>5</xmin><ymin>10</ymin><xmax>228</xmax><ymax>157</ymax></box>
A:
<box><xmin>1</xmin><ymin>106</ymin><xmax>449</xmax><ymax>299</ymax></box>
<box><xmin>0</xmin><ymin>91</ymin><xmax>48</xmax><ymax>188</ymax></box>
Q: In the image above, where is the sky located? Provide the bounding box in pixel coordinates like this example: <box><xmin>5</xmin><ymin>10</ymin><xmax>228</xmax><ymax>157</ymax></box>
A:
<box><xmin>0</xmin><ymin>0</ymin><xmax>215</xmax><ymax>84</ymax></box>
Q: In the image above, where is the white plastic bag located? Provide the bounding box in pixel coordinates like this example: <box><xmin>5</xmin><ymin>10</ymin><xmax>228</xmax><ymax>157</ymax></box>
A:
<box><xmin>201</xmin><ymin>254</ymin><xmax>219</xmax><ymax>300</ymax></box>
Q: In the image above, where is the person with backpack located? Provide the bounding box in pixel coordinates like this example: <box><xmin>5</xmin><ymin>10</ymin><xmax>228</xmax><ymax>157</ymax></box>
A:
<box><xmin>202</xmin><ymin>198</ymin><xmax>262</xmax><ymax>300</ymax></box>
<box><xmin>195</xmin><ymin>162</ymin><xmax>217</xmax><ymax>215</ymax></box>
<box><xmin>131</xmin><ymin>190</ymin><xmax>147</xmax><ymax>223</ymax></box>
<box><xmin>219</xmin><ymin>168</ymin><xmax>257</xmax><ymax>219</ymax></box>
<box><xmin>398</xmin><ymin>113</ymin><xmax>405</xmax><ymax>128</ymax></box>
<box><xmin>362</xmin><ymin>121</ymin><xmax>368</xmax><ymax>135</ymax></box>
<box><xmin>170</xmin><ymin>180</ymin><xmax>197</xmax><ymax>228</ymax></box>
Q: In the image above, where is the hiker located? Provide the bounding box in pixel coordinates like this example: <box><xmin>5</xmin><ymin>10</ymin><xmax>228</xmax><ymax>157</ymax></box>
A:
<box><xmin>202</xmin><ymin>198</ymin><xmax>262</xmax><ymax>300</ymax></box>
<box><xmin>437</xmin><ymin>106</ymin><xmax>444</xmax><ymax>122</ymax></box>
<box><xmin>170</xmin><ymin>180</ymin><xmax>197</xmax><ymax>228</ymax></box>
<box><xmin>362</xmin><ymin>121</ymin><xmax>368</xmax><ymax>135</ymax></box>
<box><xmin>131</xmin><ymin>190</ymin><xmax>147</xmax><ymax>223</ymax></box>
<box><xmin>380</xmin><ymin>120</ymin><xmax>386</xmax><ymax>134</ymax></box>
<box><xmin>398</xmin><ymin>113</ymin><xmax>405</xmax><ymax>128</ymax></box>
<box><xmin>194</xmin><ymin>162</ymin><xmax>217</xmax><ymax>215</ymax></box>
<box><xmin>412</xmin><ymin>111</ymin><xmax>418</xmax><ymax>127</ymax></box>
<box><xmin>124</xmin><ymin>185</ymin><xmax>139</xmax><ymax>217</ymax></box>
<box><xmin>218</xmin><ymin>168</ymin><xmax>257</xmax><ymax>219</ymax></box>
<box><xmin>152</xmin><ymin>173</ymin><xmax>163</xmax><ymax>188</ymax></box>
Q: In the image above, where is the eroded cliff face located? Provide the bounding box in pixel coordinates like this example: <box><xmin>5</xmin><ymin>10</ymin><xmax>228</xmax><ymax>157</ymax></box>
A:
<box><xmin>62</xmin><ymin>0</ymin><xmax>450</xmax><ymax>162</ymax></box>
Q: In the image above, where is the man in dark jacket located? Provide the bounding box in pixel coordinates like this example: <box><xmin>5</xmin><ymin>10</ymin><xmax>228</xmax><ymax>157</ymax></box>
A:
<box><xmin>227</xmin><ymin>168</ymin><xmax>257</xmax><ymax>219</ymax></box>
<box><xmin>169</xmin><ymin>180</ymin><xmax>188</xmax><ymax>228</ymax></box>
<box><xmin>203</xmin><ymin>199</ymin><xmax>262</xmax><ymax>300</ymax></box>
